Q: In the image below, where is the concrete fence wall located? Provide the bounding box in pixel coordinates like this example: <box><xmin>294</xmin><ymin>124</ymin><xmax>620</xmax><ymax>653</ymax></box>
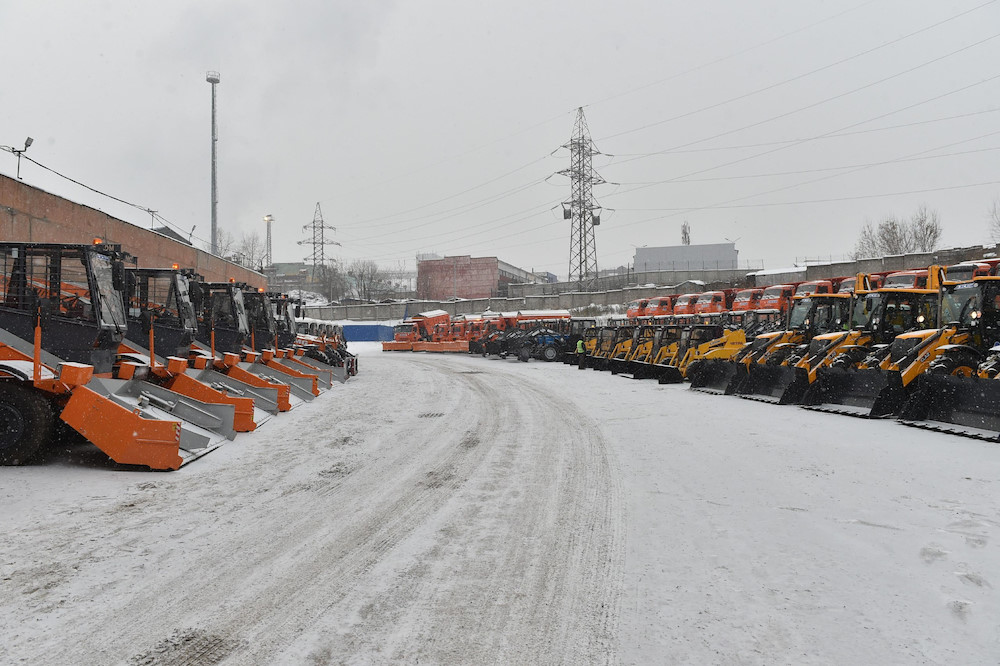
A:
<box><xmin>305</xmin><ymin>244</ymin><xmax>1000</xmax><ymax>322</ymax></box>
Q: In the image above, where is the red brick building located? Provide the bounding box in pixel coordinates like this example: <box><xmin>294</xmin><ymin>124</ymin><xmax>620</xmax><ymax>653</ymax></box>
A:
<box><xmin>0</xmin><ymin>174</ymin><xmax>265</xmax><ymax>288</ymax></box>
<box><xmin>416</xmin><ymin>255</ymin><xmax>537</xmax><ymax>300</ymax></box>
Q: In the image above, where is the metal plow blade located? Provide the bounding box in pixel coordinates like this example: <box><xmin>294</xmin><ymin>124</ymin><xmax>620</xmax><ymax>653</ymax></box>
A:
<box><xmin>688</xmin><ymin>359</ymin><xmax>744</xmax><ymax>395</ymax></box>
<box><xmin>734</xmin><ymin>365</ymin><xmax>809</xmax><ymax>405</ymax></box>
<box><xmin>656</xmin><ymin>365</ymin><xmax>685</xmax><ymax>384</ymax></box>
<box><xmin>898</xmin><ymin>374</ymin><xmax>1000</xmax><ymax>442</ymax></box>
<box><xmin>801</xmin><ymin>368</ymin><xmax>907</xmax><ymax>418</ymax></box>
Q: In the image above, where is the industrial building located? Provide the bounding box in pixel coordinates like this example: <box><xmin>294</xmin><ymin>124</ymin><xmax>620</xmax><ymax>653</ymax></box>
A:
<box><xmin>416</xmin><ymin>255</ymin><xmax>538</xmax><ymax>300</ymax></box>
<box><xmin>633</xmin><ymin>242</ymin><xmax>739</xmax><ymax>273</ymax></box>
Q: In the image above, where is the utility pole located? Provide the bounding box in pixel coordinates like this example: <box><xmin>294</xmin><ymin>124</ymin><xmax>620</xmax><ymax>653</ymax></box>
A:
<box><xmin>298</xmin><ymin>202</ymin><xmax>341</xmax><ymax>283</ymax></box>
<box><xmin>206</xmin><ymin>71</ymin><xmax>221</xmax><ymax>255</ymax></box>
<box><xmin>558</xmin><ymin>107</ymin><xmax>605</xmax><ymax>289</ymax></box>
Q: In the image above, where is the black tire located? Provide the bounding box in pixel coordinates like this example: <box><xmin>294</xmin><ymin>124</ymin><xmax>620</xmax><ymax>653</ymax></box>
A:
<box><xmin>542</xmin><ymin>345</ymin><xmax>558</xmax><ymax>362</ymax></box>
<box><xmin>0</xmin><ymin>382</ymin><xmax>55</xmax><ymax>465</ymax></box>
<box><xmin>929</xmin><ymin>353</ymin><xmax>978</xmax><ymax>377</ymax></box>
<box><xmin>518</xmin><ymin>347</ymin><xmax>530</xmax><ymax>362</ymax></box>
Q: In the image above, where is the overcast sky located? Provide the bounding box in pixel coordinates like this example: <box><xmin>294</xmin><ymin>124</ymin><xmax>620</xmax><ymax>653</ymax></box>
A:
<box><xmin>3</xmin><ymin>1</ymin><xmax>999</xmax><ymax>279</ymax></box>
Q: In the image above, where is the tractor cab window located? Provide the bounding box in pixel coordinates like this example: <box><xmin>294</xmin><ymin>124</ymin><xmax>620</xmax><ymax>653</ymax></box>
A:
<box><xmin>851</xmin><ymin>293</ymin><xmax>881</xmax><ymax>329</ymax></box>
<box><xmin>89</xmin><ymin>251</ymin><xmax>126</xmax><ymax>330</ymax></box>
<box><xmin>787</xmin><ymin>298</ymin><xmax>813</xmax><ymax>329</ymax></box>
<box><xmin>941</xmin><ymin>283</ymin><xmax>981</xmax><ymax>327</ymax></box>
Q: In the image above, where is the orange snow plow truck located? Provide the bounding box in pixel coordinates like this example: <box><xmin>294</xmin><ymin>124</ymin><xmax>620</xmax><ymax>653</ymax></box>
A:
<box><xmin>382</xmin><ymin>310</ymin><xmax>451</xmax><ymax>351</ymax></box>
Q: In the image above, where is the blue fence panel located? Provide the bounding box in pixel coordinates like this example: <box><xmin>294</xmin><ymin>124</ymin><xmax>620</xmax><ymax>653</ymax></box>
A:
<box><xmin>342</xmin><ymin>324</ymin><xmax>395</xmax><ymax>342</ymax></box>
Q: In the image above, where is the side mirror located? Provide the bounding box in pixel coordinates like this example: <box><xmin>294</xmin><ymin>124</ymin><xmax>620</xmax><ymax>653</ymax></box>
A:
<box><xmin>294</xmin><ymin>304</ymin><xmax>302</xmax><ymax>318</ymax></box>
<box><xmin>112</xmin><ymin>261</ymin><xmax>126</xmax><ymax>292</ymax></box>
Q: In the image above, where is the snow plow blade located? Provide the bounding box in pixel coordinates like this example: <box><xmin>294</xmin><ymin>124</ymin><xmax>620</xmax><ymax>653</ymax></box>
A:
<box><xmin>801</xmin><ymin>368</ymin><xmax>907</xmax><ymax>418</ymax></box>
<box><xmin>734</xmin><ymin>365</ymin><xmax>809</xmax><ymax>405</ymax></box>
<box><xmin>60</xmin><ymin>383</ymin><xmax>223</xmax><ymax>471</ymax></box>
<box><xmin>688</xmin><ymin>359</ymin><xmax>742</xmax><ymax>395</ymax></box>
<box><xmin>898</xmin><ymin>374</ymin><xmax>1000</xmax><ymax>441</ymax></box>
<box><xmin>656</xmin><ymin>365</ymin><xmax>685</xmax><ymax>384</ymax></box>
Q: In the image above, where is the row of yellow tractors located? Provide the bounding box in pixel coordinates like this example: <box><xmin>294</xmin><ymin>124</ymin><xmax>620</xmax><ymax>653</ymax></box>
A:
<box><xmin>571</xmin><ymin>267</ymin><xmax>1000</xmax><ymax>441</ymax></box>
<box><xmin>0</xmin><ymin>241</ymin><xmax>355</xmax><ymax>471</ymax></box>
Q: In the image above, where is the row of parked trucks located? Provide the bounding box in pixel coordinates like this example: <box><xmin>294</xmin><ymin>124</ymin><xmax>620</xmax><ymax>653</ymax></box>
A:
<box><xmin>389</xmin><ymin>258</ymin><xmax>1000</xmax><ymax>442</ymax></box>
<box><xmin>0</xmin><ymin>241</ymin><xmax>357</xmax><ymax>471</ymax></box>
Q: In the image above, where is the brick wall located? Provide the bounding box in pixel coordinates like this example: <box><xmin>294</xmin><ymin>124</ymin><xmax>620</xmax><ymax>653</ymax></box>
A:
<box><xmin>0</xmin><ymin>174</ymin><xmax>265</xmax><ymax>288</ymax></box>
<box><xmin>416</xmin><ymin>256</ymin><xmax>501</xmax><ymax>299</ymax></box>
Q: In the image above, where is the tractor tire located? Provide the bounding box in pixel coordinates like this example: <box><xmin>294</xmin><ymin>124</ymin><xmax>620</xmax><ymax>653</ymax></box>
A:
<box><xmin>541</xmin><ymin>345</ymin><xmax>559</xmax><ymax>362</ymax></box>
<box><xmin>929</xmin><ymin>353</ymin><xmax>979</xmax><ymax>378</ymax></box>
<box><xmin>0</xmin><ymin>382</ymin><xmax>55</xmax><ymax>465</ymax></box>
<box><xmin>518</xmin><ymin>347</ymin><xmax>531</xmax><ymax>363</ymax></box>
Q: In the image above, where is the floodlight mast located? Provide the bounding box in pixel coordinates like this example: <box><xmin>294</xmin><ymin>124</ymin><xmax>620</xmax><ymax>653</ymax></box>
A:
<box><xmin>207</xmin><ymin>71</ymin><xmax>221</xmax><ymax>255</ymax></box>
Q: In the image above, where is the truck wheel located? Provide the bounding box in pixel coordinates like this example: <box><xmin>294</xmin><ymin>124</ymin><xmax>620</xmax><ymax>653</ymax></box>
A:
<box><xmin>929</xmin><ymin>353</ymin><xmax>978</xmax><ymax>377</ymax></box>
<box><xmin>0</xmin><ymin>382</ymin><xmax>54</xmax><ymax>465</ymax></box>
<box><xmin>542</xmin><ymin>345</ymin><xmax>558</xmax><ymax>362</ymax></box>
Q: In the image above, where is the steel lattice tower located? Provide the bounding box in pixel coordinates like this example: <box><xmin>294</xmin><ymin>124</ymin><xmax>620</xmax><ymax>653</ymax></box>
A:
<box><xmin>263</xmin><ymin>214</ymin><xmax>273</xmax><ymax>268</ymax></box>
<box><xmin>298</xmin><ymin>203</ymin><xmax>341</xmax><ymax>281</ymax></box>
<box><xmin>559</xmin><ymin>107</ymin><xmax>605</xmax><ymax>287</ymax></box>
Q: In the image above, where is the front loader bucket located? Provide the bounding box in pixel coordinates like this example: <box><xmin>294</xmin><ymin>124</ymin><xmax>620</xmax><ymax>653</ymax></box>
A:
<box><xmin>608</xmin><ymin>358</ymin><xmax>629</xmax><ymax>375</ymax></box>
<box><xmin>688</xmin><ymin>359</ymin><xmax>742</xmax><ymax>395</ymax></box>
<box><xmin>898</xmin><ymin>374</ymin><xmax>1000</xmax><ymax>441</ymax></box>
<box><xmin>657</xmin><ymin>365</ymin><xmax>685</xmax><ymax>384</ymax></box>
<box><xmin>628</xmin><ymin>361</ymin><xmax>662</xmax><ymax>380</ymax></box>
<box><xmin>735</xmin><ymin>365</ymin><xmax>808</xmax><ymax>405</ymax></box>
<box><xmin>801</xmin><ymin>368</ymin><xmax>907</xmax><ymax>418</ymax></box>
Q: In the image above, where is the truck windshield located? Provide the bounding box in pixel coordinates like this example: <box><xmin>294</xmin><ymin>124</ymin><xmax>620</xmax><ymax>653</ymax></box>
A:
<box><xmin>89</xmin><ymin>251</ymin><xmax>126</xmax><ymax>330</ymax></box>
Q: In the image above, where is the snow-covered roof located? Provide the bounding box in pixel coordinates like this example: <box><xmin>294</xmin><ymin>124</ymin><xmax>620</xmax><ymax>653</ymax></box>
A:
<box><xmin>747</xmin><ymin>266</ymin><xmax>807</xmax><ymax>277</ymax></box>
<box><xmin>415</xmin><ymin>309</ymin><xmax>449</xmax><ymax>318</ymax></box>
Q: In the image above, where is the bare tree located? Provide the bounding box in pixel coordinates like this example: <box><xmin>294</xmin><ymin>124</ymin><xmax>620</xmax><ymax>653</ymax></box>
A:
<box><xmin>910</xmin><ymin>204</ymin><xmax>942</xmax><ymax>252</ymax></box>
<box><xmin>853</xmin><ymin>205</ymin><xmax>942</xmax><ymax>258</ymax></box>
<box><xmin>346</xmin><ymin>259</ymin><xmax>393</xmax><ymax>301</ymax></box>
<box><xmin>238</xmin><ymin>231</ymin><xmax>266</xmax><ymax>270</ymax></box>
<box><xmin>319</xmin><ymin>260</ymin><xmax>349</xmax><ymax>303</ymax></box>
<box><xmin>989</xmin><ymin>197</ymin><xmax>1000</xmax><ymax>243</ymax></box>
<box><xmin>205</xmin><ymin>227</ymin><xmax>237</xmax><ymax>258</ymax></box>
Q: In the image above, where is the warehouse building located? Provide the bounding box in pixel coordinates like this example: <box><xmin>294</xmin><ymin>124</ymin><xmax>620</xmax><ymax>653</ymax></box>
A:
<box><xmin>416</xmin><ymin>254</ymin><xmax>538</xmax><ymax>299</ymax></box>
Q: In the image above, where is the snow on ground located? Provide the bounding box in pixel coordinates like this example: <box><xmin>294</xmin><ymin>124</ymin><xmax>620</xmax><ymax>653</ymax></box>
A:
<box><xmin>1</xmin><ymin>343</ymin><xmax>998</xmax><ymax>664</ymax></box>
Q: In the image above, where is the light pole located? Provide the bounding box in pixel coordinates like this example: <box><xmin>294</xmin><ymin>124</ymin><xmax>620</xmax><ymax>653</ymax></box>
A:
<box><xmin>207</xmin><ymin>71</ymin><xmax>220</xmax><ymax>255</ymax></box>
<box><xmin>12</xmin><ymin>137</ymin><xmax>32</xmax><ymax>179</ymax></box>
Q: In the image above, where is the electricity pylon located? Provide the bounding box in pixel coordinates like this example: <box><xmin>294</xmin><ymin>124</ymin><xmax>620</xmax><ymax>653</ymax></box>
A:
<box><xmin>298</xmin><ymin>203</ymin><xmax>340</xmax><ymax>282</ymax></box>
<box><xmin>558</xmin><ymin>107</ymin><xmax>605</xmax><ymax>288</ymax></box>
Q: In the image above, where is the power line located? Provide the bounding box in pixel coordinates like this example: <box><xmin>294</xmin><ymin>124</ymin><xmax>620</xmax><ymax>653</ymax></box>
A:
<box><xmin>597</xmin><ymin>0</ymin><xmax>998</xmax><ymax>144</ymax></box>
<box><xmin>583</xmin><ymin>0</ymin><xmax>883</xmax><ymax>109</ymax></box>
<box><xmin>604</xmin><ymin>72</ymin><xmax>1000</xmax><ymax>200</ymax></box>
<box><xmin>605</xmin><ymin>108</ymin><xmax>1000</xmax><ymax>157</ymax></box>
<box><xmin>615</xmin><ymin>145</ymin><xmax>1000</xmax><ymax>186</ymax></box>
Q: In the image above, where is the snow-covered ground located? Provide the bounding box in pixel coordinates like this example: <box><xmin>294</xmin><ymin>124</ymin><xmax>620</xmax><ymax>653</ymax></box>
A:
<box><xmin>2</xmin><ymin>343</ymin><xmax>998</xmax><ymax>664</ymax></box>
